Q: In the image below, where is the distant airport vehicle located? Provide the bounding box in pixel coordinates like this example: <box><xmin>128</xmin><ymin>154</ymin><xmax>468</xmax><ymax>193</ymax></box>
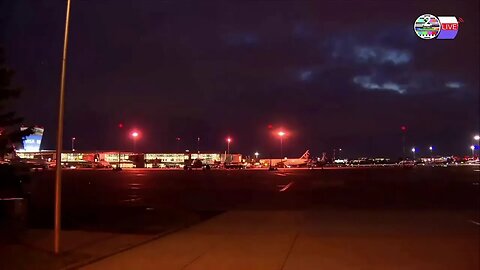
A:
<box><xmin>224</xmin><ymin>163</ymin><xmax>245</xmax><ymax>169</ymax></box>
<box><xmin>262</xmin><ymin>150</ymin><xmax>311</xmax><ymax>167</ymax></box>
<box><xmin>398</xmin><ymin>160</ymin><xmax>416</xmax><ymax>167</ymax></box>
<box><xmin>94</xmin><ymin>160</ymin><xmax>112</xmax><ymax>168</ymax></box>
<box><xmin>184</xmin><ymin>158</ymin><xmax>210</xmax><ymax>170</ymax></box>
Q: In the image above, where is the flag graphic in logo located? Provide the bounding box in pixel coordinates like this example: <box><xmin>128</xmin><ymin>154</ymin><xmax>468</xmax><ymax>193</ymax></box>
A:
<box><xmin>437</xmin><ymin>16</ymin><xmax>459</xmax><ymax>39</ymax></box>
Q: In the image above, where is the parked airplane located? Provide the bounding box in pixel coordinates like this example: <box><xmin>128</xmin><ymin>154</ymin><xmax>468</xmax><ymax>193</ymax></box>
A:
<box><xmin>261</xmin><ymin>150</ymin><xmax>310</xmax><ymax>167</ymax></box>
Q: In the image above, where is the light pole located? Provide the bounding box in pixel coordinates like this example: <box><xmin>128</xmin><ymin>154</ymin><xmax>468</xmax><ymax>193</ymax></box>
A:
<box><xmin>255</xmin><ymin>152</ymin><xmax>259</xmax><ymax>160</ymax></box>
<box><xmin>54</xmin><ymin>0</ymin><xmax>72</xmax><ymax>255</ymax></box>
<box><xmin>131</xmin><ymin>131</ymin><xmax>139</xmax><ymax>152</ymax></box>
<box><xmin>71</xmin><ymin>137</ymin><xmax>76</xmax><ymax>152</ymax></box>
<box><xmin>197</xmin><ymin>137</ymin><xmax>200</xmax><ymax>154</ymax></box>
<box><xmin>117</xmin><ymin>123</ymin><xmax>124</xmax><ymax>170</ymax></box>
<box><xmin>226</xmin><ymin>137</ymin><xmax>232</xmax><ymax>163</ymax></box>
<box><xmin>278</xmin><ymin>131</ymin><xmax>285</xmax><ymax>158</ymax></box>
<box><xmin>227</xmin><ymin>138</ymin><xmax>231</xmax><ymax>155</ymax></box>
<box><xmin>333</xmin><ymin>148</ymin><xmax>342</xmax><ymax>160</ymax></box>
<box><xmin>176</xmin><ymin>137</ymin><xmax>181</xmax><ymax>153</ymax></box>
<box><xmin>401</xmin><ymin>126</ymin><xmax>407</xmax><ymax>158</ymax></box>
<box><xmin>411</xmin><ymin>147</ymin><xmax>416</xmax><ymax>160</ymax></box>
<box><xmin>429</xmin><ymin>146</ymin><xmax>433</xmax><ymax>157</ymax></box>
<box><xmin>472</xmin><ymin>135</ymin><xmax>479</xmax><ymax>159</ymax></box>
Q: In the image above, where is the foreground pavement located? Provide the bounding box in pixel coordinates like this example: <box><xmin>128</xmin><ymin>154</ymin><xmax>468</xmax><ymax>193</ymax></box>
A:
<box><xmin>82</xmin><ymin>209</ymin><xmax>479</xmax><ymax>270</ymax></box>
<box><xmin>0</xmin><ymin>229</ymin><xmax>154</xmax><ymax>270</ymax></box>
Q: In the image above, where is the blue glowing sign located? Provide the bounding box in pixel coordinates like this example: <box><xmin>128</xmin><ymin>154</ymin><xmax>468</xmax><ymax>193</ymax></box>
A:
<box><xmin>21</xmin><ymin>127</ymin><xmax>44</xmax><ymax>152</ymax></box>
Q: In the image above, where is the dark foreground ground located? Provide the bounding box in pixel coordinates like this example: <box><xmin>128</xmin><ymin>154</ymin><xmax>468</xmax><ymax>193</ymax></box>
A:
<box><xmin>16</xmin><ymin>166</ymin><xmax>480</xmax><ymax>231</ymax></box>
<box><xmin>1</xmin><ymin>166</ymin><xmax>479</xmax><ymax>269</ymax></box>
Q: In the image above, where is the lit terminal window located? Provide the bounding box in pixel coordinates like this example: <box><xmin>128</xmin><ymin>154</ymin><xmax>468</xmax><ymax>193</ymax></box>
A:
<box><xmin>61</xmin><ymin>153</ymin><xmax>84</xmax><ymax>162</ymax></box>
<box><xmin>145</xmin><ymin>153</ymin><xmax>186</xmax><ymax>164</ymax></box>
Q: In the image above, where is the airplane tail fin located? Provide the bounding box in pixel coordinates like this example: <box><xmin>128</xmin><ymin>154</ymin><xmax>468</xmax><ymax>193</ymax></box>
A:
<box><xmin>300</xmin><ymin>150</ymin><xmax>310</xmax><ymax>160</ymax></box>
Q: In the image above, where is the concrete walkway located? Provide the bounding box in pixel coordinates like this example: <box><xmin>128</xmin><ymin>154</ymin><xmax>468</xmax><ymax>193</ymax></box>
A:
<box><xmin>82</xmin><ymin>210</ymin><xmax>479</xmax><ymax>270</ymax></box>
<box><xmin>0</xmin><ymin>229</ymin><xmax>155</xmax><ymax>270</ymax></box>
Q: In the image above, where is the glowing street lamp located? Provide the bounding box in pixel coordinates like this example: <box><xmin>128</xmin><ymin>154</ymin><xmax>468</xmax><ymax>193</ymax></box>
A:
<box><xmin>411</xmin><ymin>147</ymin><xmax>416</xmax><ymax>160</ymax></box>
<box><xmin>71</xmin><ymin>137</ymin><xmax>76</xmax><ymax>152</ymax></box>
<box><xmin>255</xmin><ymin>152</ymin><xmax>259</xmax><ymax>159</ymax></box>
<box><xmin>333</xmin><ymin>148</ymin><xmax>342</xmax><ymax>160</ymax></box>
<box><xmin>278</xmin><ymin>131</ymin><xmax>286</xmax><ymax>158</ymax></box>
<box><xmin>471</xmin><ymin>135</ymin><xmax>478</xmax><ymax>159</ymax></box>
<box><xmin>131</xmin><ymin>131</ymin><xmax>139</xmax><ymax>152</ymax></box>
<box><xmin>226</xmin><ymin>137</ymin><xmax>232</xmax><ymax>155</ymax></box>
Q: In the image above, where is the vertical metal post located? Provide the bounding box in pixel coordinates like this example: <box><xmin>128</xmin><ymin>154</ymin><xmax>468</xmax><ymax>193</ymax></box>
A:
<box><xmin>280</xmin><ymin>137</ymin><xmax>283</xmax><ymax>158</ymax></box>
<box><xmin>54</xmin><ymin>0</ymin><xmax>72</xmax><ymax>255</ymax></box>
<box><xmin>197</xmin><ymin>137</ymin><xmax>200</xmax><ymax>154</ymax></box>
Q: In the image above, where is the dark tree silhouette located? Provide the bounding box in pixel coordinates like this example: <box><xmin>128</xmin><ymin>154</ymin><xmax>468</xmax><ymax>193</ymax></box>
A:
<box><xmin>0</xmin><ymin>47</ymin><xmax>32</xmax><ymax>158</ymax></box>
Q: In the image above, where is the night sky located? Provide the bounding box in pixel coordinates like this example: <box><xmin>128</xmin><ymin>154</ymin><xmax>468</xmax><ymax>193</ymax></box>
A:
<box><xmin>1</xmin><ymin>0</ymin><xmax>479</xmax><ymax>158</ymax></box>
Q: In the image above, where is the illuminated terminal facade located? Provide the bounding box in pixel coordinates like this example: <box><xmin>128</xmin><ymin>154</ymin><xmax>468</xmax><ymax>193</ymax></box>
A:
<box><xmin>144</xmin><ymin>153</ymin><xmax>224</xmax><ymax>167</ymax></box>
<box><xmin>14</xmin><ymin>127</ymin><xmax>241</xmax><ymax>168</ymax></box>
<box><xmin>16</xmin><ymin>151</ymin><xmax>241</xmax><ymax>168</ymax></box>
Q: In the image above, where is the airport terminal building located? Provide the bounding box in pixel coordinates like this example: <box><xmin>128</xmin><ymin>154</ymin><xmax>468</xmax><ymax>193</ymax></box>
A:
<box><xmin>16</xmin><ymin>150</ymin><xmax>242</xmax><ymax>168</ymax></box>
<box><xmin>13</xmin><ymin>127</ymin><xmax>242</xmax><ymax>168</ymax></box>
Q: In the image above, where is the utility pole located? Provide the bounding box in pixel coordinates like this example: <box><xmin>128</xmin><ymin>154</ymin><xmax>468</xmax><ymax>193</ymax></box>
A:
<box><xmin>401</xmin><ymin>126</ymin><xmax>407</xmax><ymax>159</ymax></box>
<box><xmin>71</xmin><ymin>137</ymin><xmax>75</xmax><ymax>151</ymax></box>
<box><xmin>197</xmin><ymin>137</ymin><xmax>200</xmax><ymax>154</ymax></box>
<box><xmin>176</xmin><ymin>137</ymin><xmax>181</xmax><ymax>153</ymax></box>
<box><xmin>54</xmin><ymin>0</ymin><xmax>72</xmax><ymax>255</ymax></box>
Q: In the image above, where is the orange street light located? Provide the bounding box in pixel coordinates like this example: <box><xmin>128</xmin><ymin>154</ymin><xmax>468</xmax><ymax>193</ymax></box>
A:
<box><xmin>226</xmin><ymin>137</ymin><xmax>232</xmax><ymax>155</ymax></box>
<box><xmin>131</xmin><ymin>131</ymin><xmax>140</xmax><ymax>152</ymax></box>
<box><xmin>277</xmin><ymin>131</ymin><xmax>286</xmax><ymax>158</ymax></box>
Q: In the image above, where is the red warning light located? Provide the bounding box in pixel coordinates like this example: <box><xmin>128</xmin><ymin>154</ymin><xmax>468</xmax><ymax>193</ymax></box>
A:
<box><xmin>118</xmin><ymin>123</ymin><xmax>124</xmax><ymax>128</ymax></box>
<box><xmin>267</xmin><ymin>124</ymin><xmax>273</xmax><ymax>129</ymax></box>
<box><xmin>400</xmin><ymin>125</ymin><xmax>407</xmax><ymax>132</ymax></box>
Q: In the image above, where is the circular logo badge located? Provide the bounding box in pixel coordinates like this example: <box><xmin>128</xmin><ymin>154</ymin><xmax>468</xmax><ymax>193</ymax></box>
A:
<box><xmin>414</xmin><ymin>14</ymin><xmax>441</xmax><ymax>39</ymax></box>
